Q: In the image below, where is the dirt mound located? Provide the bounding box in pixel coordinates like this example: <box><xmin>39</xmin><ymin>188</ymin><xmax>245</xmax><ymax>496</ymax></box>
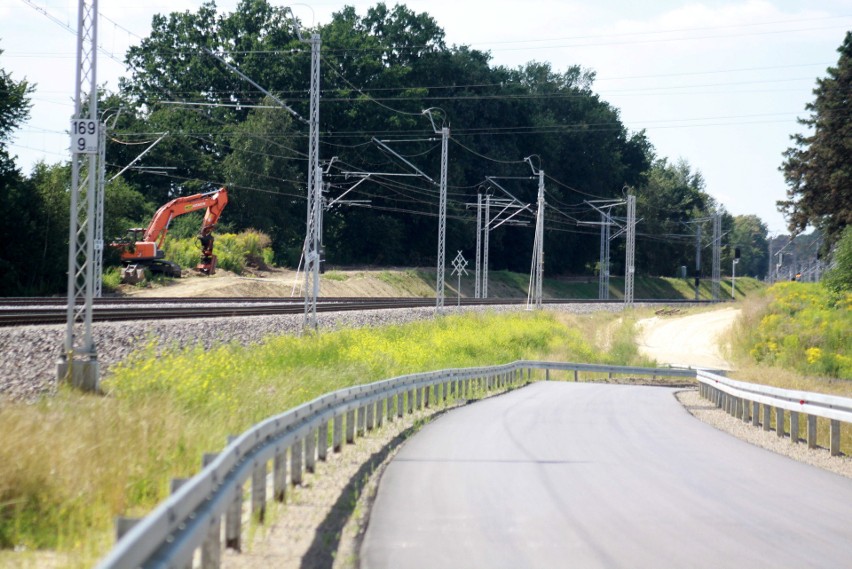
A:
<box><xmin>116</xmin><ymin>267</ymin><xmax>436</xmax><ymax>298</ymax></box>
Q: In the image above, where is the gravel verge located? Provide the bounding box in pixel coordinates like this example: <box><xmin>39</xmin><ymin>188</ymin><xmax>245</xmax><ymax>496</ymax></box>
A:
<box><xmin>676</xmin><ymin>389</ymin><xmax>852</xmax><ymax>479</ymax></box>
<box><xmin>0</xmin><ymin>303</ymin><xmax>633</xmax><ymax>403</ymax></box>
<box><xmin>220</xmin><ymin>401</ymin><xmax>462</xmax><ymax>569</ymax></box>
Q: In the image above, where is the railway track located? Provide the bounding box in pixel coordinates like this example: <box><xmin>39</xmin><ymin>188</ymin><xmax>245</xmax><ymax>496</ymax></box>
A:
<box><xmin>0</xmin><ymin>296</ymin><xmax>706</xmax><ymax>327</ymax></box>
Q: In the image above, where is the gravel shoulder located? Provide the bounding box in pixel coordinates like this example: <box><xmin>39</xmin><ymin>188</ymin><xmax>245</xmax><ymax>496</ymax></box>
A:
<box><xmin>676</xmin><ymin>389</ymin><xmax>852</xmax><ymax>479</ymax></box>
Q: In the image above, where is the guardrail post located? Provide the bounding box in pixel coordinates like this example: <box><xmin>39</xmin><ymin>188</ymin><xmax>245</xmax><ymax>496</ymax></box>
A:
<box><xmin>830</xmin><ymin>420</ymin><xmax>841</xmax><ymax>456</ymax></box>
<box><xmin>408</xmin><ymin>389</ymin><xmax>414</xmax><ymax>413</ymax></box>
<box><xmin>386</xmin><ymin>396</ymin><xmax>394</xmax><ymax>422</ymax></box>
<box><xmin>291</xmin><ymin>439</ymin><xmax>303</xmax><ymax>486</ymax></box>
<box><xmin>776</xmin><ymin>408</ymin><xmax>785</xmax><ymax>438</ymax></box>
<box><xmin>318</xmin><ymin>420</ymin><xmax>329</xmax><ymax>461</ymax></box>
<box><xmin>398</xmin><ymin>392</ymin><xmax>405</xmax><ymax>418</ymax></box>
<box><xmin>201</xmin><ymin>453</ymin><xmax>222</xmax><ymax>568</ymax></box>
<box><xmin>357</xmin><ymin>405</ymin><xmax>366</xmax><ymax>436</ymax></box>
<box><xmin>424</xmin><ymin>385</ymin><xmax>431</xmax><ymax>408</ymax></box>
<box><xmin>742</xmin><ymin>398</ymin><xmax>750</xmax><ymax>423</ymax></box>
<box><xmin>252</xmin><ymin>458</ymin><xmax>267</xmax><ymax>522</ymax></box>
<box><xmin>171</xmin><ymin>475</ymin><xmax>196</xmax><ymax>566</ymax></box>
<box><xmin>225</xmin><ymin>478</ymin><xmax>242</xmax><ymax>551</ymax></box>
<box><xmin>346</xmin><ymin>409</ymin><xmax>356</xmax><ymax>443</ymax></box>
<box><xmin>763</xmin><ymin>405</ymin><xmax>771</xmax><ymax>431</ymax></box>
<box><xmin>306</xmin><ymin>428</ymin><xmax>317</xmax><ymax>473</ymax></box>
<box><xmin>115</xmin><ymin>516</ymin><xmax>139</xmax><ymax>541</ymax></box>
<box><xmin>807</xmin><ymin>415</ymin><xmax>817</xmax><ymax>449</ymax></box>
<box><xmin>333</xmin><ymin>414</ymin><xmax>343</xmax><ymax>452</ymax></box>
<box><xmin>366</xmin><ymin>402</ymin><xmax>375</xmax><ymax>431</ymax></box>
<box><xmin>574</xmin><ymin>369</ymin><xmax>579</xmax><ymax>382</ymax></box>
<box><xmin>376</xmin><ymin>399</ymin><xmax>384</xmax><ymax>428</ymax></box>
<box><xmin>545</xmin><ymin>369</ymin><xmax>550</xmax><ymax>382</ymax></box>
<box><xmin>201</xmin><ymin>512</ymin><xmax>221</xmax><ymax>569</ymax></box>
<box><xmin>274</xmin><ymin>448</ymin><xmax>287</xmax><ymax>502</ymax></box>
<box><xmin>415</xmin><ymin>387</ymin><xmax>422</xmax><ymax>410</ymax></box>
<box><xmin>752</xmin><ymin>402</ymin><xmax>759</xmax><ymax>427</ymax></box>
<box><xmin>790</xmin><ymin>412</ymin><xmax>800</xmax><ymax>444</ymax></box>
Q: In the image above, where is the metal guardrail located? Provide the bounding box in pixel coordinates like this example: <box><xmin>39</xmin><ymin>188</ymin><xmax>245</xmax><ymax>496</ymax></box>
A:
<box><xmin>97</xmin><ymin>361</ymin><xmax>852</xmax><ymax>568</ymax></box>
<box><xmin>697</xmin><ymin>370</ymin><xmax>852</xmax><ymax>455</ymax></box>
<box><xmin>96</xmin><ymin>360</ymin><xmax>690</xmax><ymax>568</ymax></box>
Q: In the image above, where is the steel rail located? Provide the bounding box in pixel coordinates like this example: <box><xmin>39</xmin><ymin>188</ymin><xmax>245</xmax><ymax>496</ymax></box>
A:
<box><xmin>0</xmin><ymin>297</ymin><xmax>710</xmax><ymax>327</ymax></box>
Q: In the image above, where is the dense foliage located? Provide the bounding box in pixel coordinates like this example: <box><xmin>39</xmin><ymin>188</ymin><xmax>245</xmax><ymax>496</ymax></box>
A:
<box><xmin>779</xmin><ymin>31</ymin><xmax>852</xmax><ymax>246</ymax></box>
<box><xmin>823</xmin><ymin>226</ymin><xmax>852</xmax><ymax>295</ymax></box>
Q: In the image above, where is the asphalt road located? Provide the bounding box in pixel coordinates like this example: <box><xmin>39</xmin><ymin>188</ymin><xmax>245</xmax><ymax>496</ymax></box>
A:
<box><xmin>361</xmin><ymin>383</ymin><xmax>852</xmax><ymax>568</ymax></box>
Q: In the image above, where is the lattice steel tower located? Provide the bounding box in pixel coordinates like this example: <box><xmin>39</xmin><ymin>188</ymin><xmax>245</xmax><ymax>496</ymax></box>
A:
<box><xmin>58</xmin><ymin>0</ymin><xmax>100</xmax><ymax>391</ymax></box>
<box><xmin>712</xmin><ymin>212</ymin><xmax>721</xmax><ymax>301</ymax></box>
<box><xmin>303</xmin><ymin>33</ymin><xmax>321</xmax><ymax>330</ymax></box>
<box><xmin>624</xmin><ymin>195</ymin><xmax>636</xmax><ymax>307</ymax></box>
<box><xmin>435</xmin><ymin>126</ymin><xmax>449</xmax><ymax>312</ymax></box>
<box><xmin>527</xmin><ymin>166</ymin><xmax>545</xmax><ymax>310</ymax></box>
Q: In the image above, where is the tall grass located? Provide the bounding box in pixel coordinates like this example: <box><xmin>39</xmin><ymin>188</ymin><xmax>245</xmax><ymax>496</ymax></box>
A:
<box><xmin>0</xmin><ymin>310</ymin><xmax>639</xmax><ymax>564</ymax></box>
<box><xmin>732</xmin><ymin>282</ymin><xmax>852</xmax><ymax>379</ymax></box>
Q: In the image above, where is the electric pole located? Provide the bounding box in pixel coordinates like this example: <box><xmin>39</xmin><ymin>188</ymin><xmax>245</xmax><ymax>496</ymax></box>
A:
<box><xmin>58</xmin><ymin>0</ymin><xmax>100</xmax><ymax>391</ymax></box>
<box><xmin>526</xmin><ymin>158</ymin><xmax>545</xmax><ymax>310</ymax></box>
<box><xmin>423</xmin><ymin>109</ymin><xmax>449</xmax><ymax>314</ymax></box>
<box><xmin>694</xmin><ymin>224</ymin><xmax>702</xmax><ymax>301</ymax></box>
<box><xmin>624</xmin><ymin>195</ymin><xmax>636</xmax><ymax>307</ymax></box>
<box><xmin>302</xmin><ymin>31</ymin><xmax>321</xmax><ymax>330</ymax></box>
<box><xmin>474</xmin><ymin>193</ymin><xmax>482</xmax><ymax>298</ymax></box>
<box><xmin>483</xmin><ymin>193</ymin><xmax>490</xmax><ymax>298</ymax></box>
<box><xmin>94</xmin><ymin>116</ymin><xmax>106</xmax><ymax>298</ymax></box>
<box><xmin>712</xmin><ymin>212</ymin><xmax>721</xmax><ymax>301</ymax></box>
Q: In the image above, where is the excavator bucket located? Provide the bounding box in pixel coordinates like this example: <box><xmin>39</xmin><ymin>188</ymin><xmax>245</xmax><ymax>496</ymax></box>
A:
<box><xmin>196</xmin><ymin>254</ymin><xmax>217</xmax><ymax>275</ymax></box>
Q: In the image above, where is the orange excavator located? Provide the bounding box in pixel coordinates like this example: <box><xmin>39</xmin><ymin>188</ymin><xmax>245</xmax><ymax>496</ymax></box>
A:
<box><xmin>113</xmin><ymin>187</ymin><xmax>228</xmax><ymax>283</ymax></box>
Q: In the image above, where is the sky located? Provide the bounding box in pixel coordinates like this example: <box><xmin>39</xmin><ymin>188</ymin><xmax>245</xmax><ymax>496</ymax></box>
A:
<box><xmin>2</xmin><ymin>0</ymin><xmax>851</xmax><ymax>235</ymax></box>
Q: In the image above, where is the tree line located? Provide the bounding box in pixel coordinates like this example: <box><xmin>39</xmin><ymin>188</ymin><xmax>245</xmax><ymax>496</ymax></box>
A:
<box><xmin>12</xmin><ymin>1</ymin><xmax>843</xmax><ymax>296</ymax></box>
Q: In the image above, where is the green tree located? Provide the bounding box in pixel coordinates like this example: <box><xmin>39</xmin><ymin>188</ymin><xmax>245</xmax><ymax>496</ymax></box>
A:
<box><xmin>634</xmin><ymin>158</ymin><xmax>714</xmax><ymax>277</ymax></box>
<box><xmin>779</xmin><ymin>32</ymin><xmax>852</xmax><ymax>245</ymax></box>
<box><xmin>221</xmin><ymin>96</ymin><xmax>303</xmax><ymax>262</ymax></box>
<box><xmin>823</xmin><ymin>226</ymin><xmax>852</xmax><ymax>295</ymax></box>
<box><xmin>0</xmin><ymin>52</ymin><xmax>39</xmax><ymax>295</ymax></box>
<box><xmin>728</xmin><ymin>214</ymin><xmax>769</xmax><ymax>278</ymax></box>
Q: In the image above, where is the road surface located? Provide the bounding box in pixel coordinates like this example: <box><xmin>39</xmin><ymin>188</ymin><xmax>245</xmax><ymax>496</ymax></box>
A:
<box><xmin>361</xmin><ymin>382</ymin><xmax>852</xmax><ymax>568</ymax></box>
<box><xmin>637</xmin><ymin>307</ymin><xmax>740</xmax><ymax>370</ymax></box>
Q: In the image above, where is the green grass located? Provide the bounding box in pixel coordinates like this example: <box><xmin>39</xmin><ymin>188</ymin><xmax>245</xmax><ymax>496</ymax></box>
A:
<box><xmin>375</xmin><ymin>269</ymin><xmax>434</xmax><ymax>296</ymax></box>
<box><xmin>323</xmin><ymin>271</ymin><xmax>349</xmax><ymax>282</ymax></box>
<box><xmin>0</xmin><ymin>310</ymin><xmax>647</xmax><ymax>565</ymax></box>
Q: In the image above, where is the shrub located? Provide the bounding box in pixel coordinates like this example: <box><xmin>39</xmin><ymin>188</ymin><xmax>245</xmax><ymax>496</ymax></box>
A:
<box><xmin>739</xmin><ymin>281</ymin><xmax>851</xmax><ymax>379</ymax></box>
<box><xmin>823</xmin><ymin>226</ymin><xmax>852</xmax><ymax>296</ymax></box>
<box><xmin>162</xmin><ymin>230</ymin><xmax>275</xmax><ymax>275</ymax></box>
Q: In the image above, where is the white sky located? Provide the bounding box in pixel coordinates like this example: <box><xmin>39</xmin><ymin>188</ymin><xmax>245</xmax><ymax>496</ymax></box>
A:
<box><xmin>3</xmin><ymin>0</ymin><xmax>851</xmax><ymax>234</ymax></box>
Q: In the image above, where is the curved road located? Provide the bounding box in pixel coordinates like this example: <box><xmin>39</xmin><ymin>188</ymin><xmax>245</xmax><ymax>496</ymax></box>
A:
<box><xmin>361</xmin><ymin>383</ymin><xmax>852</xmax><ymax>568</ymax></box>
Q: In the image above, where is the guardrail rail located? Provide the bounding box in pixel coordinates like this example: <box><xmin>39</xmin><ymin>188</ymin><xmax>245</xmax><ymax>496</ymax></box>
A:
<box><xmin>96</xmin><ymin>361</ymin><xmax>849</xmax><ymax>568</ymax></box>
<box><xmin>697</xmin><ymin>369</ymin><xmax>852</xmax><ymax>456</ymax></box>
